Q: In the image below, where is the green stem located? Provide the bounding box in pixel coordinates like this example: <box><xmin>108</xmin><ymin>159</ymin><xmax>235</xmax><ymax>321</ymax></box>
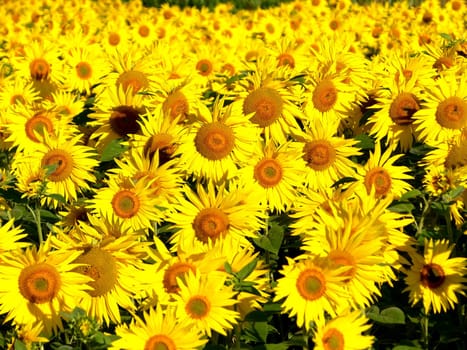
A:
<box><xmin>28</xmin><ymin>205</ymin><xmax>43</xmax><ymax>245</ymax></box>
<box><xmin>235</xmin><ymin>323</ymin><xmax>241</xmax><ymax>350</ymax></box>
<box><xmin>416</xmin><ymin>197</ymin><xmax>431</xmax><ymax>237</ymax></box>
<box><xmin>421</xmin><ymin>308</ymin><xmax>429</xmax><ymax>350</ymax></box>
<box><xmin>444</xmin><ymin>211</ymin><xmax>454</xmax><ymax>242</ymax></box>
<box><xmin>302</xmin><ymin>326</ymin><xmax>309</xmax><ymax>350</ymax></box>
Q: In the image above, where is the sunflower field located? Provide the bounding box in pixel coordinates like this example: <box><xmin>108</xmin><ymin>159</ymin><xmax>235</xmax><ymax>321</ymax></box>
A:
<box><xmin>0</xmin><ymin>0</ymin><xmax>466</xmax><ymax>349</ymax></box>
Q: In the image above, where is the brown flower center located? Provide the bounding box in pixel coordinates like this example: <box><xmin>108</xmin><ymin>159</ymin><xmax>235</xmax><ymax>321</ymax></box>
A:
<box><xmin>196</xmin><ymin>59</ymin><xmax>213</xmax><ymax>76</ymax></box>
<box><xmin>138</xmin><ymin>25</ymin><xmax>150</xmax><ymax>38</ymax></box>
<box><xmin>420</xmin><ymin>263</ymin><xmax>445</xmax><ymax>289</ymax></box>
<box><xmin>389</xmin><ymin>92</ymin><xmax>419</xmax><ymax>125</ymax></box>
<box><xmin>322</xmin><ymin>328</ymin><xmax>345</xmax><ymax>350</ymax></box>
<box><xmin>111</xmin><ymin>189</ymin><xmax>140</xmax><ymax>218</ymax></box>
<box><xmin>117</xmin><ymin>70</ymin><xmax>149</xmax><ymax>94</ymax></box>
<box><xmin>30</xmin><ymin>58</ymin><xmax>50</xmax><ymax>81</ymax></box>
<box><xmin>143</xmin><ymin>133</ymin><xmax>176</xmax><ymax>164</ymax></box>
<box><xmin>194</xmin><ymin>122</ymin><xmax>235</xmax><ymax>160</ymax></box>
<box><xmin>25</xmin><ymin>112</ymin><xmax>54</xmax><ymax>142</ymax></box>
<box><xmin>303</xmin><ymin>140</ymin><xmax>336</xmax><ymax>171</ymax></box>
<box><xmin>296</xmin><ymin>268</ymin><xmax>326</xmax><ymax>301</ymax></box>
<box><xmin>186</xmin><ymin>295</ymin><xmax>211</xmax><ymax>319</ymax></box>
<box><xmin>162</xmin><ymin>90</ymin><xmax>189</xmax><ymax>121</ymax></box>
<box><xmin>193</xmin><ymin>208</ymin><xmax>230</xmax><ymax>243</ymax></box>
<box><xmin>163</xmin><ymin>262</ymin><xmax>196</xmax><ymax>294</ymax></box>
<box><xmin>328</xmin><ymin>250</ymin><xmax>355</xmax><ymax>282</ymax></box>
<box><xmin>18</xmin><ymin>263</ymin><xmax>61</xmax><ymax>304</ymax></box>
<box><xmin>364</xmin><ymin>166</ymin><xmax>392</xmax><ymax>196</ymax></box>
<box><xmin>243</xmin><ymin>87</ymin><xmax>284</xmax><ymax>127</ymax></box>
<box><xmin>312</xmin><ymin>79</ymin><xmax>338</xmax><ymax>112</ymax></box>
<box><xmin>277</xmin><ymin>53</ymin><xmax>295</xmax><ymax>68</ymax></box>
<box><xmin>254</xmin><ymin>158</ymin><xmax>283</xmax><ymax>187</ymax></box>
<box><xmin>74</xmin><ymin>247</ymin><xmax>118</xmax><ymax>297</ymax></box>
<box><xmin>435</xmin><ymin>96</ymin><xmax>466</xmax><ymax>130</ymax></box>
<box><xmin>144</xmin><ymin>335</ymin><xmax>176</xmax><ymax>350</ymax></box>
<box><xmin>41</xmin><ymin>149</ymin><xmax>74</xmax><ymax>182</ymax></box>
<box><xmin>109</xmin><ymin>105</ymin><xmax>143</xmax><ymax>136</ymax></box>
<box><xmin>76</xmin><ymin>62</ymin><xmax>92</xmax><ymax>80</ymax></box>
<box><xmin>108</xmin><ymin>32</ymin><xmax>120</xmax><ymax>46</ymax></box>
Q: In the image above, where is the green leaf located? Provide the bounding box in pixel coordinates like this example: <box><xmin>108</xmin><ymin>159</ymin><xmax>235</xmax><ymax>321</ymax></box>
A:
<box><xmin>245</xmin><ymin>310</ymin><xmax>270</xmax><ymax>322</ymax></box>
<box><xmin>46</xmin><ymin>193</ymin><xmax>67</xmax><ymax>204</ymax></box>
<box><xmin>399</xmin><ymin>189</ymin><xmax>423</xmax><ymax>201</ymax></box>
<box><xmin>388</xmin><ymin>202</ymin><xmax>415</xmax><ymax>213</ymax></box>
<box><xmin>262</xmin><ymin>302</ymin><xmax>282</xmax><ymax>313</ymax></box>
<box><xmin>439</xmin><ymin>33</ymin><xmax>453</xmax><ymax>41</ymax></box>
<box><xmin>367</xmin><ymin>306</ymin><xmax>406</xmax><ymax>325</ymax></box>
<box><xmin>392</xmin><ymin>346</ymin><xmax>423</xmax><ymax>350</ymax></box>
<box><xmin>14</xmin><ymin>340</ymin><xmax>28</xmax><ymax>350</ymax></box>
<box><xmin>237</xmin><ymin>258</ymin><xmax>258</xmax><ymax>280</ymax></box>
<box><xmin>268</xmin><ymin>221</ymin><xmax>284</xmax><ymax>254</ymax></box>
<box><xmin>332</xmin><ymin>176</ymin><xmax>357</xmax><ymax>188</ymax></box>
<box><xmin>250</xmin><ymin>321</ymin><xmax>269</xmax><ymax>343</ymax></box>
<box><xmin>101</xmin><ymin>138</ymin><xmax>128</xmax><ymax>162</ymax></box>
<box><xmin>224</xmin><ymin>261</ymin><xmax>233</xmax><ymax>274</ymax></box>
<box><xmin>354</xmin><ymin>133</ymin><xmax>375</xmax><ymax>149</ymax></box>
<box><xmin>442</xmin><ymin>186</ymin><xmax>464</xmax><ymax>203</ymax></box>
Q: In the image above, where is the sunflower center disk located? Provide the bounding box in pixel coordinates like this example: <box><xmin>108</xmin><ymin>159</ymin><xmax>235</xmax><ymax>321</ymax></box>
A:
<box><xmin>108</xmin><ymin>32</ymin><xmax>120</xmax><ymax>46</ymax></box>
<box><xmin>42</xmin><ymin>149</ymin><xmax>74</xmax><ymax>182</ymax></box>
<box><xmin>29</xmin><ymin>58</ymin><xmax>50</xmax><ymax>81</ymax></box>
<box><xmin>312</xmin><ymin>79</ymin><xmax>338</xmax><ymax>112</ymax></box>
<box><xmin>195</xmin><ymin>122</ymin><xmax>235</xmax><ymax>160</ymax></box>
<box><xmin>196</xmin><ymin>59</ymin><xmax>213</xmax><ymax>76</ymax></box>
<box><xmin>109</xmin><ymin>105</ymin><xmax>142</xmax><ymax>136</ymax></box>
<box><xmin>76</xmin><ymin>62</ymin><xmax>92</xmax><ymax>80</ymax></box>
<box><xmin>254</xmin><ymin>158</ymin><xmax>283</xmax><ymax>187</ymax></box>
<box><xmin>193</xmin><ymin>208</ymin><xmax>230</xmax><ymax>243</ymax></box>
<box><xmin>303</xmin><ymin>140</ymin><xmax>336</xmax><ymax>171</ymax></box>
<box><xmin>144</xmin><ymin>133</ymin><xmax>175</xmax><ymax>163</ymax></box>
<box><xmin>328</xmin><ymin>250</ymin><xmax>356</xmax><ymax>282</ymax></box>
<box><xmin>186</xmin><ymin>296</ymin><xmax>211</xmax><ymax>319</ymax></box>
<box><xmin>25</xmin><ymin>113</ymin><xmax>54</xmax><ymax>142</ymax></box>
<box><xmin>296</xmin><ymin>268</ymin><xmax>326</xmax><ymax>301</ymax></box>
<box><xmin>389</xmin><ymin>92</ymin><xmax>419</xmax><ymax>125</ymax></box>
<box><xmin>111</xmin><ymin>189</ymin><xmax>140</xmax><ymax>219</ymax></box>
<box><xmin>162</xmin><ymin>90</ymin><xmax>189</xmax><ymax>121</ymax></box>
<box><xmin>364</xmin><ymin>167</ymin><xmax>392</xmax><ymax>196</ymax></box>
<box><xmin>117</xmin><ymin>70</ymin><xmax>149</xmax><ymax>94</ymax></box>
<box><xmin>322</xmin><ymin>328</ymin><xmax>345</xmax><ymax>350</ymax></box>
<box><xmin>163</xmin><ymin>262</ymin><xmax>196</xmax><ymax>294</ymax></box>
<box><xmin>145</xmin><ymin>334</ymin><xmax>176</xmax><ymax>350</ymax></box>
<box><xmin>435</xmin><ymin>96</ymin><xmax>466</xmax><ymax>130</ymax></box>
<box><xmin>18</xmin><ymin>263</ymin><xmax>61</xmax><ymax>304</ymax></box>
<box><xmin>74</xmin><ymin>247</ymin><xmax>118</xmax><ymax>297</ymax></box>
<box><xmin>243</xmin><ymin>87</ymin><xmax>283</xmax><ymax>127</ymax></box>
<box><xmin>420</xmin><ymin>263</ymin><xmax>446</xmax><ymax>289</ymax></box>
<box><xmin>277</xmin><ymin>53</ymin><xmax>295</xmax><ymax>68</ymax></box>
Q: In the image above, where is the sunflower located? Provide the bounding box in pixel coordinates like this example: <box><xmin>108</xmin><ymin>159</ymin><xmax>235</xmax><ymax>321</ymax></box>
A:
<box><xmin>167</xmin><ymin>181</ymin><xmax>265</xmax><ymax>254</ymax></box>
<box><xmin>353</xmin><ymin>142</ymin><xmax>413</xmax><ymax>199</ymax></box>
<box><xmin>129</xmin><ymin>108</ymin><xmax>186</xmax><ymax>166</ymax></box>
<box><xmin>142</xmin><ymin>236</ymin><xmax>227</xmax><ymax>307</ymax></box>
<box><xmin>10</xmin><ymin>321</ymin><xmax>49</xmax><ymax>349</ymax></box>
<box><xmin>312</xmin><ymin>310</ymin><xmax>375</xmax><ymax>350</ymax></box>
<box><xmin>236</xmin><ymin>139</ymin><xmax>306</xmax><ymax>213</ymax></box>
<box><xmin>98</xmin><ymin>18</ymin><xmax>131</xmax><ymax>55</ymax></box>
<box><xmin>413</xmin><ymin>72</ymin><xmax>466</xmax><ymax>145</ymax></box>
<box><xmin>175</xmin><ymin>98</ymin><xmax>260</xmax><ymax>183</ymax></box>
<box><xmin>0</xmin><ymin>219</ymin><xmax>29</xmax><ymax>255</ymax></box>
<box><xmin>403</xmin><ymin>239</ymin><xmax>467</xmax><ymax>314</ymax></box>
<box><xmin>233</xmin><ymin>57</ymin><xmax>305</xmax><ymax>144</ymax></box>
<box><xmin>89</xmin><ymin>84</ymin><xmax>146</xmax><ymax>153</ymax></box>
<box><xmin>110</xmin><ymin>306</ymin><xmax>207</xmax><ymax>350</ymax></box>
<box><xmin>15</xmin><ymin>132</ymin><xmax>99</xmax><ymax>207</ymax></box>
<box><xmin>88</xmin><ymin>175</ymin><xmax>164</xmax><ymax>232</ymax></box>
<box><xmin>173</xmin><ymin>270</ymin><xmax>240</xmax><ymax>337</ymax></box>
<box><xmin>4</xmin><ymin>102</ymin><xmax>76</xmax><ymax>153</ymax></box>
<box><xmin>292</xmin><ymin>119</ymin><xmax>361</xmax><ymax>190</ymax></box>
<box><xmin>367</xmin><ymin>74</ymin><xmax>423</xmax><ymax>152</ymax></box>
<box><xmin>0</xmin><ymin>239</ymin><xmax>92</xmax><ymax>336</ymax></box>
<box><xmin>42</xmin><ymin>90</ymin><xmax>86</xmax><ymax>121</ymax></box>
<box><xmin>50</xmin><ymin>224</ymin><xmax>153</xmax><ymax>325</ymax></box>
<box><xmin>61</xmin><ymin>44</ymin><xmax>111</xmax><ymax>95</ymax></box>
<box><xmin>0</xmin><ymin>77</ymin><xmax>40</xmax><ymax>111</ymax></box>
<box><xmin>274</xmin><ymin>256</ymin><xmax>350</xmax><ymax>330</ymax></box>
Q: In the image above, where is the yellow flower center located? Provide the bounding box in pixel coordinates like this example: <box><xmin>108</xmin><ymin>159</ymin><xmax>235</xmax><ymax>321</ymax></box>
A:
<box><xmin>29</xmin><ymin>58</ymin><xmax>50</xmax><ymax>81</ymax></box>
<box><xmin>18</xmin><ymin>263</ymin><xmax>61</xmax><ymax>304</ymax></box>
<box><xmin>75</xmin><ymin>62</ymin><xmax>92</xmax><ymax>80</ymax></box>
<box><xmin>25</xmin><ymin>112</ymin><xmax>54</xmax><ymax>143</ymax></box>
<box><xmin>254</xmin><ymin>158</ymin><xmax>283</xmax><ymax>188</ymax></box>
<box><xmin>435</xmin><ymin>96</ymin><xmax>466</xmax><ymax>130</ymax></box>
<box><xmin>186</xmin><ymin>295</ymin><xmax>211</xmax><ymax>319</ymax></box>
<box><xmin>420</xmin><ymin>263</ymin><xmax>445</xmax><ymax>289</ymax></box>
<box><xmin>162</xmin><ymin>90</ymin><xmax>189</xmax><ymax>121</ymax></box>
<box><xmin>389</xmin><ymin>92</ymin><xmax>419</xmax><ymax>125</ymax></box>
<box><xmin>195</xmin><ymin>122</ymin><xmax>235</xmax><ymax>160</ymax></box>
<box><xmin>41</xmin><ymin>149</ymin><xmax>74</xmax><ymax>182</ymax></box>
<box><xmin>74</xmin><ymin>247</ymin><xmax>118</xmax><ymax>297</ymax></box>
<box><xmin>109</xmin><ymin>105</ymin><xmax>142</xmax><ymax>137</ymax></box>
<box><xmin>312</xmin><ymin>79</ymin><xmax>338</xmax><ymax>112</ymax></box>
<box><xmin>296</xmin><ymin>268</ymin><xmax>326</xmax><ymax>301</ymax></box>
<box><xmin>117</xmin><ymin>70</ymin><xmax>149</xmax><ymax>94</ymax></box>
<box><xmin>145</xmin><ymin>334</ymin><xmax>176</xmax><ymax>350</ymax></box>
<box><xmin>243</xmin><ymin>87</ymin><xmax>284</xmax><ymax>127</ymax></box>
<box><xmin>196</xmin><ymin>59</ymin><xmax>213</xmax><ymax>76</ymax></box>
<box><xmin>303</xmin><ymin>140</ymin><xmax>336</xmax><ymax>171</ymax></box>
<box><xmin>322</xmin><ymin>328</ymin><xmax>345</xmax><ymax>350</ymax></box>
<box><xmin>364</xmin><ymin>166</ymin><xmax>392</xmax><ymax>196</ymax></box>
<box><xmin>111</xmin><ymin>189</ymin><xmax>140</xmax><ymax>219</ymax></box>
<box><xmin>193</xmin><ymin>207</ymin><xmax>230</xmax><ymax>243</ymax></box>
<box><xmin>163</xmin><ymin>262</ymin><xmax>196</xmax><ymax>294</ymax></box>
